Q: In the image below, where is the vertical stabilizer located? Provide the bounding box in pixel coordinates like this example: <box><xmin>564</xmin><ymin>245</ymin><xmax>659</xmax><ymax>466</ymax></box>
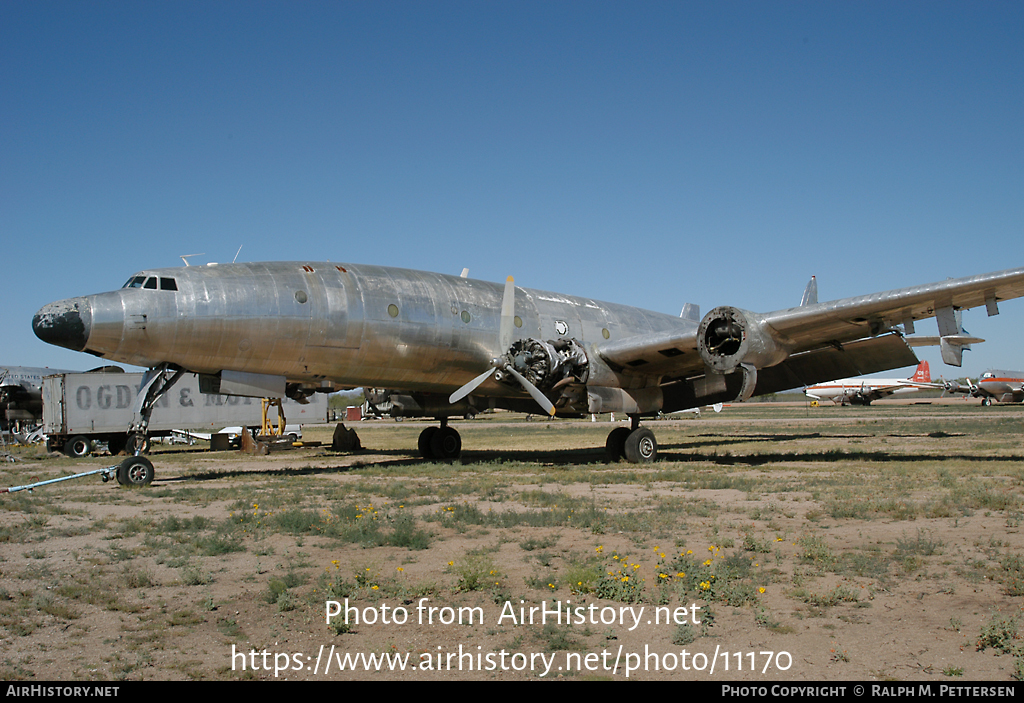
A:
<box><xmin>910</xmin><ymin>361</ymin><xmax>931</xmax><ymax>383</ymax></box>
<box><xmin>800</xmin><ymin>276</ymin><xmax>818</xmax><ymax>306</ymax></box>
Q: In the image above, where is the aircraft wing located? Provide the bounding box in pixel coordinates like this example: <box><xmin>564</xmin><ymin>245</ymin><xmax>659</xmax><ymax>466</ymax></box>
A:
<box><xmin>595</xmin><ymin>266</ymin><xmax>1024</xmax><ymax>395</ymax></box>
<box><xmin>858</xmin><ymin>383</ymin><xmax>902</xmax><ymax>396</ymax></box>
<box><xmin>758</xmin><ymin>266</ymin><xmax>1024</xmax><ymax>348</ymax></box>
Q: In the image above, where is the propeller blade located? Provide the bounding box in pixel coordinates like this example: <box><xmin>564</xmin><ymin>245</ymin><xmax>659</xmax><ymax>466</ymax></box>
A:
<box><xmin>449</xmin><ymin>275</ymin><xmax>531</xmax><ymax>409</ymax></box>
<box><xmin>499</xmin><ymin>275</ymin><xmax>515</xmax><ymax>352</ymax></box>
<box><xmin>505</xmin><ymin>366</ymin><xmax>556</xmax><ymax>416</ymax></box>
<box><xmin>449</xmin><ymin>367</ymin><xmax>497</xmax><ymax>404</ymax></box>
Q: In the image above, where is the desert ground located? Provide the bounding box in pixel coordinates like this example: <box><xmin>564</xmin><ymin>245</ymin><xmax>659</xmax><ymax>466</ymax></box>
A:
<box><xmin>2</xmin><ymin>399</ymin><xmax>1024</xmax><ymax>681</ymax></box>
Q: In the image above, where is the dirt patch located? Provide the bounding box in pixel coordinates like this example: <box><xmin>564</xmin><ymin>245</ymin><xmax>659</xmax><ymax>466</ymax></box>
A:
<box><xmin>1</xmin><ymin>406</ymin><xmax>1024</xmax><ymax>681</ymax></box>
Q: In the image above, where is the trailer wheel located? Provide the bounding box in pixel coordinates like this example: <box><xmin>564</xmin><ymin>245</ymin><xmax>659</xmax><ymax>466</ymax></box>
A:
<box><xmin>117</xmin><ymin>456</ymin><xmax>155</xmax><ymax>486</ymax></box>
<box><xmin>64</xmin><ymin>435</ymin><xmax>92</xmax><ymax>458</ymax></box>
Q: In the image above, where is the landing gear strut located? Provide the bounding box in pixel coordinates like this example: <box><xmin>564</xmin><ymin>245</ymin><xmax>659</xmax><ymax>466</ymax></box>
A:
<box><xmin>418</xmin><ymin>419</ymin><xmax>462</xmax><ymax>461</ymax></box>
<box><xmin>126</xmin><ymin>364</ymin><xmax>185</xmax><ymax>457</ymax></box>
<box><xmin>606</xmin><ymin>416</ymin><xmax>658</xmax><ymax>463</ymax></box>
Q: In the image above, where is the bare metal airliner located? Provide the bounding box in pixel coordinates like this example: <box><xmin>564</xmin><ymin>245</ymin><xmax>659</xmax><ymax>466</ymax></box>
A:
<box><xmin>32</xmin><ymin>262</ymin><xmax>1024</xmax><ymax>467</ymax></box>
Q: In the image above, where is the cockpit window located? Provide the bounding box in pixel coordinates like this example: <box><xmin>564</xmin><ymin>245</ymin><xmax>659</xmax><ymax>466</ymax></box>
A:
<box><xmin>122</xmin><ymin>274</ymin><xmax>178</xmax><ymax>291</ymax></box>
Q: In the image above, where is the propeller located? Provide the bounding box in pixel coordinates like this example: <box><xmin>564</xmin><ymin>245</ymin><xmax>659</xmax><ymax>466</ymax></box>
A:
<box><xmin>448</xmin><ymin>276</ymin><xmax>556</xmax><ymax>416</ymax></box>
<box><xmin>941</xmin><ymin>377</ymin><xmax>978</xmax><ymax>397</ymax></box>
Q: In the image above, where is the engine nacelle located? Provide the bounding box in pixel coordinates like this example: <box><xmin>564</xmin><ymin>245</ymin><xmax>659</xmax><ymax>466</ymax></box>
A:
<box><xmin>497</xmin><ymin>338</ymin><xmax>589</xmax><ymax>391</ymax></box>
<box><xmin>697</xmin><ymin>306</ymin><xmax>789</xmax><ymax>374</ymax></box>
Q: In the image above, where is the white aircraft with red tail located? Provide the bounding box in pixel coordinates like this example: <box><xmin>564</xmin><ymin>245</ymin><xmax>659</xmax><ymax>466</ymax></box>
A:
<box><xmin>804</xmin><ymin>361</ymin><xmax>939</xmax><ymax>406</ymax></box>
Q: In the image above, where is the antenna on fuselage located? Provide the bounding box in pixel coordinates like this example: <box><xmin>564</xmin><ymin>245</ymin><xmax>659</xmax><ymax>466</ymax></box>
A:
<box><xmin>233</xmin><ymin>245</ymin><xmax>243</xmax><ymax>263</ymax></box>
<box><xmin>180</xmin><ymin>254</ymin><xmax>206</xmax><ymax>267</ymax></box>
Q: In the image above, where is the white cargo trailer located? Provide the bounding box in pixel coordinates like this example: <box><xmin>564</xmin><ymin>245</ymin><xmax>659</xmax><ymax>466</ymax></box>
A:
<box><xmin>41</xmin><ymin>371</ymin><xmax>327</xmax><ymax>456</ymax></box>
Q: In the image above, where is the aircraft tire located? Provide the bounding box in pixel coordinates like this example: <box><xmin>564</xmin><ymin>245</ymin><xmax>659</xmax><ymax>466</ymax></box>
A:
<box><xmin>982</xmin><ymin>397</ymin><xmax>993</xmax><ymax>407</ymax></box>
<box><xmin>418</xmin><ymin>427</ymin><xmax>438</xmax><ymax>459</ymax></box>
<box><xmin>125</xmin><ymin>433</ymin><xmax>151</xmax><ymax>455</ymax></box>
<box><xmin>64</xmin><ymin>435</ymin><xmax>92</xmax><ymax>458</ymax></box>
<box><xmin>117</xmin><ymin>456</ymin><xmax>155</xmax><ymax>486</ymax></box>
<box><xmin>624</xmin><ymin>427</ymin><xmax>657</xmax><ymax>464</ymax></box>
<box><xmin>430</xmin><ymin>426</ymin><xmax>462</xmax><ymax>461</ymax></box>
<box><xmin>605</xmin><ymin>427</ymin><xmax>630</xmax><ymax>462</ymax></box>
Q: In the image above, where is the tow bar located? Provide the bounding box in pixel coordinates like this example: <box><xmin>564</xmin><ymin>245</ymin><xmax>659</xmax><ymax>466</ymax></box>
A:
<box><xmin>1</xmin><ymin>456</ymin><xmax>155</xmax><ymax>493</ymax></box>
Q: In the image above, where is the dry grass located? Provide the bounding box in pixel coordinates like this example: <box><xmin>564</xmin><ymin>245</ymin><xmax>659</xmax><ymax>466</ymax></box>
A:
<box><xmin>1</xmin><ymin>401</ymin><xmax>1024</xmax><ymax>680</ymax></box>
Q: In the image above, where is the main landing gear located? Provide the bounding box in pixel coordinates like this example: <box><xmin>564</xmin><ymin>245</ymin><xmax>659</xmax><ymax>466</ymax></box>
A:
<box><xmin>606</xmin><ymin>417</ymin><xmax>657</xmax><ymax>463</ymax></box>
<box><xmin>418</xmin><ymin>419</ymin><xmax>462</xmax><ymax>461</ymax></box>
<box><xmin>417</xmin><ymin>417</ymin><xmax>658</xmax><ymax>463</ymax></box>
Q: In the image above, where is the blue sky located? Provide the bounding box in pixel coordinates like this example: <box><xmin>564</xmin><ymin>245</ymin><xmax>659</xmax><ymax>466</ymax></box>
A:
<box><xmin>2</xmin><ymin>1</ymin><xmax>1021</xmax><ymax>381</ymax></box>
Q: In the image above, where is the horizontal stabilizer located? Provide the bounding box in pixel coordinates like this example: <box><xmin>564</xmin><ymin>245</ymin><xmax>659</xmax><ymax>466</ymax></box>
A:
<box><xmin>905</xmin><ymin>334</ymin><xmax>985</xmax><ymax>347</ymax></box>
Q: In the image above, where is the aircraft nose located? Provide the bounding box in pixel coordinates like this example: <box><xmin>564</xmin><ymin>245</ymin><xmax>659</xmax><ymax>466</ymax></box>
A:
<box><xmin>32</xmin><ymin>297</ymin><xmax>92</xmax><ymax>352</ymax></box>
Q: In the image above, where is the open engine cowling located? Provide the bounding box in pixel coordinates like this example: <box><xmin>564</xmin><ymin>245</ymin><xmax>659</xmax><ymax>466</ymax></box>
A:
<box><xmin>697</xmin><ymin>306</ymin><xmax>789</xmax><ymax>374</ymax></box>
<box><xmin>496</xmin><ymin>337</ymin><xmax>589</xmax><ymax>392</ymax></box>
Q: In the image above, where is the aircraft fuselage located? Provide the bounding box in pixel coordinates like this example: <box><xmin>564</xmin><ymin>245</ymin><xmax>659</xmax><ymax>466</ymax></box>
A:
<box><xmin>33</xmin><ymin>262</ymin><xmax>693</xmax><ymax>405</ymax></box>
<box><xmin>977</xmin><ymin>370</ymin><xmax>1024</xmax><ymax>404</ymax></box>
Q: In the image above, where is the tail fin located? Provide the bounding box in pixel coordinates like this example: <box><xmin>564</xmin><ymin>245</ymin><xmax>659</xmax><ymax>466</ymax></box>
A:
<box><xmin>911</xmin><ymin>361</ymin><xmax>931</xmax><ymax>383</ymax></box>
<box><xmin>800</xmin><ymin>276</ymin><xmax>818</xmax><ymax>306</ymax></box>
<box><xmin>680</xmin><ymin>303</ymin><xmax>700</xmax><ymax>321</ymax></box>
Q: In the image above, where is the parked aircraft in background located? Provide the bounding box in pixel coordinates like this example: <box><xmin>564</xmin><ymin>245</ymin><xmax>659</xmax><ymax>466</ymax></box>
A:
<box><xmin>943</xmin><ymin>371</ymin><xmax>1024</xmax><ymax>406</ymax></box>
<box><xmin>31</xmin><ymin>262</ymin><xmax>1024</xmax><ymax>464</ymax></box>
<box><xmin>1</xmin><ymin>365</ymin><xmax>80</xmax><ymax>430</ymax></box>
<box><xmin>804</xmin><ymin>361</ymin><xmax>938</xmax><ymax>406</ymax></box>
